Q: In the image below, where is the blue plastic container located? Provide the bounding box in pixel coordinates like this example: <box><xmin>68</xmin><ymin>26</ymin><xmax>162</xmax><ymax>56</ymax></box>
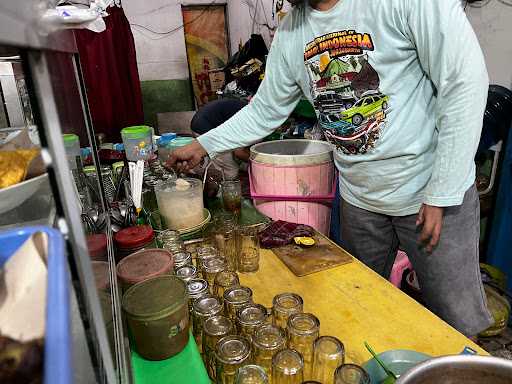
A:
<box><xmin>0</xmin><ymin>226</ymin><xmax>71</xmax><ymax>384</ymax></box>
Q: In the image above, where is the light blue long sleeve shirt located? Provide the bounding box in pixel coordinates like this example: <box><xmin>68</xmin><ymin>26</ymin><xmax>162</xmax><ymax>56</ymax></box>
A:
<box><xmin>198</xmin><ymin>0</ymin><xmax>488</xmax><ymax>215</ymax></box>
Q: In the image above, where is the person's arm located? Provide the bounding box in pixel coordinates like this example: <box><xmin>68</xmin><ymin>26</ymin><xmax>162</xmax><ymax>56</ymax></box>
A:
<box><xmin>196</xmin><ymin>30</ymin><xmax>303</xmax><ymax>159</ymax></box>
<box><xmin>405</xmin><ymin>0</ymin><xmax>488</xmax><ymax>251</ymax></box>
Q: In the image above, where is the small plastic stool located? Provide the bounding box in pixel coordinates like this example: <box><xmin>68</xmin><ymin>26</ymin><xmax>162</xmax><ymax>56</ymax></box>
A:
<box><xmin>390</xmin><ymin>250</ymin><xmax>412</xmax><ymax>288</ymax></box>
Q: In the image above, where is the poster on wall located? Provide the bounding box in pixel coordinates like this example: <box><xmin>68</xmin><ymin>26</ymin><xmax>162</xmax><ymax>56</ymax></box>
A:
<box><xmin>182</xmin><ymin>5</ymin><xmax>229</xmax><ymax>107</ymax></box>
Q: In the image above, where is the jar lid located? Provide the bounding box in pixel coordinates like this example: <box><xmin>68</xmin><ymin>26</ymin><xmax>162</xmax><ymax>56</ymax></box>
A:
<box><xmin>215</xmin><ymin>335</ymin><xmax>251</xmax><ymax>364</ymax></box>
<box><xmin>253</xmin><ymin>324</ymin><xmax>286</xmax><ymax>349</ymax></box>
<box><xmin>237</xmin><ymin>304</ymin><xmax>267</xmax><ymax>326</ymax></box>
<box><xmin>121</xmin><ymin>125</ymin><xmax>152</xmax><ymax>139</ymax></box>
<box><xmin>273</xmin><ymin>293</ymin><xmax>303</xmax><ymax>313</ymax></box>
<box><xmin>224</xmin><ymin>286</ymin><xmax>253</xmax><ymax>305</ymax></box>
<box><xmin>117</xmin><ymin>249</ymin><xmax>173</xmax><ymax>285</ymax></box>
<box><xmin>173</xmin><ymin>252</ymin><xmax>192</xmax><ymax>267</ymax></box>
<box><xmin>86</xmin><ymin>234</ymin><xmax>107</xmax><ymax>260</ymax></box>
<box><xmin>114</xmin><ymin>225</ymin><xmax>154</xmax><ymax>249</ymax></box>
<box><xmin>287</xmin><ymin>313</ymin><xmax>320</xmax><ymax>335</ymax></box>
<box><xmin>204</xmin><ymin>315</ymin><xmax>234</xmax><ymax>337</ymax></box>
<box><xmin>122</xmin><ymin>275</ymin><xmax>187</xmax><ymax>319</ymax></box>
<box><xmin>203</xmin><ymin>257</ymin><xmax>227</xmax><ymax>274</ymax></box>
<box><xmin>169</xmin><ymin>137</ymin><xmax>194</xmax><ymax>149</ymax></box>
<box><xmin>176</xmin><ymin>265</ymin><xmax>197</xmax><ymax>281</ymax></box>
<box><xmin>63</xmin><ymin>133</ymin><xmax>79</xmax><ymax>144</ymax></box>
<box><xmin>193</xmin><ymin>294</ymin><xmax>223</xmax><ymax>316</ymax></box>
<box><xmin>187</xmin><ymin>279</ymin><xmax>209</xmax><ymax>298</ymax></box>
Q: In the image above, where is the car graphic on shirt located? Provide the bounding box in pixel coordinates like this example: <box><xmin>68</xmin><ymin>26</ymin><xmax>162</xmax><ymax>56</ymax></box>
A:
<box><xmin>318</xmin><ymin>113</ymin><xmax>358</xmax><ymax>136</ymax></box>
<box><xmin>340</xmin><ymin>94</ymin><xmax>389</xmax><ymax>126</ymax></box>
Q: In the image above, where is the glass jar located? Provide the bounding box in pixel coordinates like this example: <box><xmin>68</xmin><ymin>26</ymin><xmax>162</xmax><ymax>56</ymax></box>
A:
<box><xmin>122</xmin><ymin>276</ymin><xmax>189</xmax><ymax>360</ymax></box>
<box><xmin>252</xmin><ymin>324</ymin><xmax>287</xmax><ymax>379</ymax></box>
<box><xmin>235</xmin><ymin>365</ymin><xmax>269</xmax><ymax>384</ymax></box>
<box><xmin>173</xmin><ymin>251</ymin><xmax>192</xmax><ymax>271</ymax></box>
<box><xmin>272</xmin><ymin>349</ymin><xmax>304</xmax><ymax>384</ymax></box>
<box><xmin>197</xmin><ymin>246</ymin><xmax>219</xmax><ymax>271</ymax></box>
<box><xmin>202</xmin><ymin>257</ymin><xmax>228</xmax><ymax>292</ymax></box>
<box><xmin>157</xmin><ymin>229</ymin><xmax>181</xmax><ymax>247</ymax></box>
<box><xmin>221</xmin><ymin>179</ymin><xmax>242</xmax><ymax>216</ymax></box>
<box><xmin>142</xmin><ymin>176</ymin><xmax>161</xmax><ymax>213</ymax></box>
<box><xmin>213</xmin><ymin>221</ymin><xmax>237</xmax><ymax>271</ymax></box>
<box><xmin>287</xmin><ymin>313</ymin><xmax>320</xmax><ymax>381</ymax></box>
<box><xmin>272</xmin><ymin>293</ymin><xmax>304</xmax><ymax>330</ymax></box>
<box><xmin>216</xmin><ymin>335</ymin><xmax>252</xmax><ymax>384</ymax></box>
<box><xmin>203</xmin><ymin>315</ymin><xmax>234</xmax><ymax>380</ymax></box>
<box><xmin>334</xmin><ymin>364</ymin><xmax>370</xmax><ymax>384</ymax></box>
<box><xmin>312</xmin><ymin>336</ymin><xmax>345</xmax><ymax>384</ymax></box>
<box><xmin>192</xmin><ymin>294</ymin><xmax>224</xmax><ymax>353</ymax></box>
<box><xmin>175</xmin><ymin>265</ymin><xmax>198</xmax><ymax>283</ymax></box>
<box><xmin>237</xmin><ymin>303</ymin><xmax>268</xmax><ymax>343</ymax></box>
<box><xmin>214</xmin><ymin>271</ymin><xmax>240</xmax><ymax>303</ymax></box>
<box><xmin>224</xmin><ymin>286</ymin><xmax>253</xmax><ymax>322</ymax></box>
<box><xmin>237</xmin><ymin>225</ymin><xmax>261</xmax><ymax>273</ymax></box>
<box><xmin>114</xmin><ymin>225</ymin><xmax>157</xmax><ymax>262</ymax></box>
<box><xmin>186</xmin><ymin>278</ymin><xmax>209</xmax><ymax>330</ymax></box>
<box><xmin>163</xmin><ymin>240</ymin><xmax>186</xmax><ymax>255</ymax></box>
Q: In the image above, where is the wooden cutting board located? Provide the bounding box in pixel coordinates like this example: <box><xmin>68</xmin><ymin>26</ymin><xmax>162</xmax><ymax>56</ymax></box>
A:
<box><xmin>271</xmin><ymin>232</ymin><xmax>353</xmax><ymax>276</ymax></box>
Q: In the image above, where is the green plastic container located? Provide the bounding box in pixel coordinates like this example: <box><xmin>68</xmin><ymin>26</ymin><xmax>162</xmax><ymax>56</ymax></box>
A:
<box><xmin>121</xmin><ymin>126</ymin><xmax>153</xmax><ymax>161</ymax></box>
<box><xmin>63</xmin><ymin>133</ymin><xmax>80</xmax><ymax>169</ymax></box>
<box><xmin>123</xmin><ymin>275</ymin><xmax>190</xmax><ymax>360</ymax></box>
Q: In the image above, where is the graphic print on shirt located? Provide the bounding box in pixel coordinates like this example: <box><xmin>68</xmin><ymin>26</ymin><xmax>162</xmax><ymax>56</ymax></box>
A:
<box><xmin>304</xmin><ymin>30</ymin><xmax>389</xmax><ymax>155</ymax></box>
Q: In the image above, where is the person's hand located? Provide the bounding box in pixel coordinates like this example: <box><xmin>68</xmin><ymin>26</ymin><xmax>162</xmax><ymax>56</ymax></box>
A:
<box><xmin>166</xmin><ymin>140</ymin><xmax>208</xmax><ymax>172</ymax></box>
<box><xmin>416</xmin><ymin>204</ymin><xmax>444</xmax><ymax>253</ymax></box>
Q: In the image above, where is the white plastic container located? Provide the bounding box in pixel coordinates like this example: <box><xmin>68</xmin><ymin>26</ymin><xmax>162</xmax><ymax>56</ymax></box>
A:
<box><xmin>121</xmin><ymin>126</ymin><xmax>153</xmax><ymax>161</ymax></box>
<box><xmin>63</xmin><ymin>133</ymin><xmax>81</xmax><ymax>170</ymax></box>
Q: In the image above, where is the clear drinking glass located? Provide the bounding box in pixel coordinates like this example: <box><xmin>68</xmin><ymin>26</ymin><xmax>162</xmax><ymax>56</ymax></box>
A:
<box><xmin>272</xmin><ymin>293</ymin><xmax>304</xmax><ymax>330</ymax></box>
<box><xmin>334</xmin><ymin>364</ymin><xmax>370</xmax><ymax>384</ymax></box>
<box><xmin>224</xmin><ymin>286</ymin><xmax>253</xmax><ymax>322</ymax></box>
<box><xmin>252</xmin><ymin>324</ymin><xmax>287</xmax><ymax>380</ymax></box>
<box><xmin>192</xmin><ymin>294</ymin><xmax>224</xmax><ymax>352</ymax></box>
<box><xmin>175</xmin><ymin>265</ymin><xmax>198</xmax><ymax>283</ymax></box>
<box><xmin>311</xmin><ymin>336</ymin><xmax>345</xmax><ymax>384</ymax></box>
<box><xmin>216</xmin><ymin>335</ymin><xmax>252</xmax><ymax>384</ymax></box>
<box><xmin>173</xmin><ymin>251</ymin><xmax>192</xmax><ymax>271</ymax></box>
<box><xmin>214</xmin><ymin>271</ymin><xmax>240</xmax><ymax>303</ymax></box>
<box><xmin>222</xmin><ymin>179</ymin><xmax>242</xmax><ymax>216</ymax></box>
<box><xmin>212</xmin><ymin>221</ymin><xmax>237</xmax><ymax>271</ymax></box>
<box><xmin>236</xmin><ymin>303</ymin><xmax>268</xmax><ymax>343</ymax></box>
<box><xmin>237</xmin><ymin>225</ymin><xmax>261</xmax><ymax>273</ymax></box>
<box><xmin>287</xmin><ymin>313</ymin><xmax>320</xmax><ymax>381</ymax></box>
<box><xmin>272</xmin><ymin>349</ymin><xmax>304</xmax><ymax>384</ymax></box>
<box><xmin>202</xmin><ymin>257</ymin><xmax>228</xmax><ymax>293</ymax></box>
<box><xmin>203</xmin><ymin>315</ymin><xmax>234</xmax><ymax>380</ymax></box>
<box><xmin>235</xmin><ymin>365</ymin><xmax>269</xmax><ymax>384</ymax></box>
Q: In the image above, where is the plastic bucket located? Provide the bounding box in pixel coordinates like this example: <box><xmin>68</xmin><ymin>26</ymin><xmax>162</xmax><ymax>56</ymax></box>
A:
<box><xmin>249</xmin><ymin>139</ymin><xmax>335</xmax><ymax>234</ymax></box>
<box><xmin>122</xmin><ymin>275</ymin><xmax>190</xmax><ymax>360</ymax></box>
<box><xmin>121</xmin><ymin>125</ymin><xmax>153</xmax><ymax>161</ymax></box>
<box><xmin>116</xmin><ymin>248</ymin><xmax>173</xmax><ymax>290</ymax></box>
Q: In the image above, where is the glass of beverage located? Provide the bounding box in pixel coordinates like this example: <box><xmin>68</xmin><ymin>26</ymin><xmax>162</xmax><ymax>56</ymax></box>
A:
<box><xmin>214</xmin><ymin>271</ymin><xmax>240</xmax><ymax>303</ymax></box>
<box><xmin>252</xmin><ymin>324</ymin><xmax>287</xmax><ymax>379</ymax></box>
<box><xmin>272</xmin><ymin>349</ymin><xmax>304</xmax><ymax>384</ymax></box>
<box><xmin>235</xmin><ymin>365</ymin><xmax>269</xmax><ymax>384</ymax></box>
<box><xmin>272</xmin><ymin>293</ymin><xmax>304</xmax><ymax>329</ymax></box>
<box><xmin>203</xmin><ymin>315</ymin><xmax>234</xmax><ymax>380</ymax></box>
<box><xmin>222</xmin><ymin>179</ymin><xmax>242</xmax><ymax>216</ymax></box>
<box><xmin>216</xmin><ymin>335</ymin><xmax>252</xmax><ymax>384</ymax></box>
<box><xmin>311</xmin><ymin>336</ymin><xmax>345</xmax><ymax>384</ymax></box>
<box><xmin>287</xmin><ymin>313</ymin><xmax>320</xmax><ymax>381</ymax></box>
<box><xmin>334</xmin><ymin>364</ymin><xmax>370</xmax><ymax>384</ymax></box>
<box><xmin>237</xmin><ymin>225</ymin><xmax>261</xmax><ymax>273</ymax></box>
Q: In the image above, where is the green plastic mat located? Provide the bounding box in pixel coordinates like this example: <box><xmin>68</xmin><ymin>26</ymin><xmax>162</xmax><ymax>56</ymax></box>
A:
<box><xmin>131</xmin><ymin>332</ymin><xmax>211</xmax><ymax>384</ymax></box>
<box><xmin>205</xmin><ymin>198</ymin><xmax>270</xmax><ymax>227</ymax></box>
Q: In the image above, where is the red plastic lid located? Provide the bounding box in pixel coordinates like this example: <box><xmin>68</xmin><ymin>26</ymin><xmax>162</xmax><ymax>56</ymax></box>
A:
<box><xmin>117</xmin><ymin>248</ymin><xmax>173</xmax><ymax>285</ymax></box>
<box><xmin>114</xmin><ymin>225</ymin><xmax>154</xmax><ymax>249</ymax></box>
<box><xmin>87</xmin><ymin>234</ymin><xmax>108</xmax><ymax>261</ymax></box>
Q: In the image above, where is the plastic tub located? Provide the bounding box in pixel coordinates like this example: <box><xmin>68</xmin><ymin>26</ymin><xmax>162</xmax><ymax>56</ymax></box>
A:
<box><xmin>116</xmin><ymin>248</ymin><xmax>173</xmax><ymax>290</ymax></box>
<box><xmin>121</xmin><ymin>126</ymin><xmax>153</xmax><ymax>161</ymax></box>
<box><xmin>114</xmin><ymin>225</ymin><xmax>156</xmax><ymax>261</ymax></box>
<box><xmin>63</xmin><ymin>133</ymin><xmax>80</xmax><ymax>170</ymax></box>
<box><xmin>157</xmin><ymin>133</ymin><xmax>177</xmax><ymax>163</ymax></box>
<box><xmin>86</xmin><ymin>233</ymin><xmax>108</xmax><ymax>261</ymax></box>
<box><xmin>122</xmin><ymin>275</ymin><xmax>190</xmax><ymax>360</ymax></box>
<box><xmin>0</xmin><ymin>226</ymin><xmax>71</xmax><ymax>384</ymax></box>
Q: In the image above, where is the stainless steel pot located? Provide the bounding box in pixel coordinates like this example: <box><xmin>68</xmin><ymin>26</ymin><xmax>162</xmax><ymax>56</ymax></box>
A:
<box><xmin>396</xmin><ymin>355</ymin><xmax>512</xmax><ymax>384</ymax></box>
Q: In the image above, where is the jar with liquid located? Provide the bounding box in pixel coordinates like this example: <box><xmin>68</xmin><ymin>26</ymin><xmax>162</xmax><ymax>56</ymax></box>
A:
<box><xmin>216</xmin><ymin>335</ymin><xmax>252</xmax><ymax>384</ymax></box>
<box><xmin>252</xmin><ymin>324</ymin><xmax>287</xmax><ymax>379</ymax></box>
<box><xmin>237</xmin><ymin>303</ymin><xmax>268</xmax><ymax>343</ymax></box>
<box><xmin>203</xmin><ymin>315</ymin><xmax>234</xmax><ymax>380</ymax></box>
<box><xmin>272</xmin><ymin>293</ymin><xmax>303</xmax><ymax>330</ymax></box>
<box><xmin>214</xmin><ymin>271</ymin><xmax>240</xmax><ymax>303</ymax></box>
<box><xmin>202</xmin><ymin>257</ymin><xmax>228</xmax><ymax>293</ymax></box>
<box><xmin>224</xmin><ymin>286</ymin><xmax>253</xmax><ymax>322</ymax></box>
<box><xmin>192</xmin><ymin>294</ymin><xmax>224</xmax><ymax>352</ymax></box>
<box><xmin>287</xmin><ymin>313</ymin><xmax>320</xmax><ymax>381</ymax></box>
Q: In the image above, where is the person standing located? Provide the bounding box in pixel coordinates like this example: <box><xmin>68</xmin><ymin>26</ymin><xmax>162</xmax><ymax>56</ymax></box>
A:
<box><xmin>168</xmin><ymin>0</ymin><xmax>493</xmax><ymax>336</ymax></box>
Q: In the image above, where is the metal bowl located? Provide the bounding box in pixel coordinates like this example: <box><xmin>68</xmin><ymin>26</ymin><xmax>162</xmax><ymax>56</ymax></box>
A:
<box><xmin>396</xmin><ymin>355</ymin><xmax>512</xmax><ymax>384</ymax></box>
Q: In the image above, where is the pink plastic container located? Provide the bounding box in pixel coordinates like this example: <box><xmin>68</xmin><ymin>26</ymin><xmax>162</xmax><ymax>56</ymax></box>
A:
<box><xmin>249</xmin><ymin>140</ymin><xmax>335</xmax><ymax>234</ymax></box>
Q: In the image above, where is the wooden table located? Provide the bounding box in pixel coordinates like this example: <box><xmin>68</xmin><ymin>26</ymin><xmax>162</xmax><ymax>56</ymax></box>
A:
<box><xmin>239</xmin><ymin>248</ymin><xmax>487</xmax><ymax>365</ymax></box>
